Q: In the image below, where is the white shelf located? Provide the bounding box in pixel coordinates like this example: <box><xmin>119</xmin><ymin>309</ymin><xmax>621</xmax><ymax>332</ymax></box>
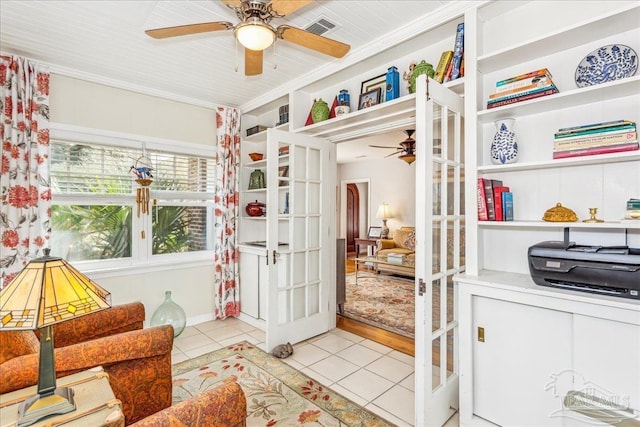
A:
<box><xmin>477</xmin><ymin>76</ymin><xmax>640</xmax><ymax>123</ymax></box>
<box><xmin>477</xmin><ymin>4</ymin><xmax>640</xmax><ymax>73</ymax></box>
<box><xmin>478</xmin><ymin>151</ymin><xmax>640</xmax><ymax>173</ymax></box>
<box><xmin>243</xmin><ymin>159</ymin><xmax>266</xmax><ymax>168</ymax></box>
<box><xmin>478</xmin><ymin>220</ymin><xmax>640</xmax><ymax>230</ymax></box>
<box><xmin>242</xmin><ymin>188</ymin><xmax>266</xmax><ymax>193</ymax></box>
<box><xmin>294</xmin><ymin>93</ymin><xmax>417</xmax><ymax>143</ymax></box>
<box><xmin>244</xmin><ymin>123</ymin><xmax>289</xmax><ymax>143</ymax></box>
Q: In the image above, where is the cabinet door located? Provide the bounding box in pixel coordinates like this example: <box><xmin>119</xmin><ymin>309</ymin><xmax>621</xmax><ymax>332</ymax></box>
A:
<box><xmin>572</xmin><ymin>314</ymin><xmax>640</xmax><ymax>420</ymax></box>
<box><xmin>239</xmin><ymin>252</ymin><xmax>259</xmax><ymax>319</ymax></box>
<box><xmin>473</xmin><ymin>296</ymin><xmax>572</xmax><ymax>426</ymax></box>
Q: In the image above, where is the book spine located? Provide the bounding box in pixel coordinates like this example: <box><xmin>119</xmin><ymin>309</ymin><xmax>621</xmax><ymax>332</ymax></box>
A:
<box><xmin>443</xmin><ymin>58</ymin><xmax>454</xmax><ymax>83</ymax></box>
<box><xmin>493</xmin><ymin>186</ymin><xmax>509</xmax><ymax>221</ymax></box>
<box><xmin>496</xmin><ymin>68</ymin><xmax>551</xmax><ymax>86</ymax></box>
<box><xmin>502</xmin><ymin>192</ymin><xmax>514</xmax><ymax>221</ymax></box>
<box><xmin>434</xmin><ymin>51</ymin><xmax>453</xmax><ymax>83</ymax></box>
<box><xmin>487</xmin><ymin>87</ymin><xmax>558</xmax><ymax>109</ymax></box>
<box><xmin>477</xmin><ymin>178</ymin><xmax>488</xmax><ymax>221</ymax></box>
<box><xmin>554</xmin><ymin>132</ymin><xmax>637</xmax><ymax>148</ymax></box>
<box><xmin>557</xmin><ymin>119</ymin><xmax>633</xmax><ymax>134</ymax></box>
<box><xmin>554</xmin><ymin>124</ymin><xmax>636</xmax><ymax>139</ymax></box>
<box><xmin>489</xmin><ymin>84</ymin><xmax>557</xmax><ymax>103</ymax></box>
<box><xmin>494</xmin><ymin>74</ymin><xmax>553</xmax><ymax>93</ymax></box>
<box><xmin>450</xmin><ymin>23</ymin><xmax>465</xmax><ymax>81</ymax></box>
<box><xmin>490</xmin><ymin>82</ymin><xmax>546</xmax><ymax>99</ymax></box>
<box><xmin>553</xmin><ymin>142</ymin><xmax>639</xmax><ymax>159</ymax></box>
<box><xmin>484</xmin><ymin>179</ymin><xmax>502</xmax><ymax>221</ymax></box>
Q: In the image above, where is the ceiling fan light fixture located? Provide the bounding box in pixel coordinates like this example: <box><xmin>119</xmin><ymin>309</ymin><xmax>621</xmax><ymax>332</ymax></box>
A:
<box><xmin>399</xmin><ymin>153</ymin><xmax>416</xmax><ymax>165</ymax></box>
<box><xmin>235</xmin><ymin>18</ymin><xmax>276</xmax><ymax>51</ymax></box>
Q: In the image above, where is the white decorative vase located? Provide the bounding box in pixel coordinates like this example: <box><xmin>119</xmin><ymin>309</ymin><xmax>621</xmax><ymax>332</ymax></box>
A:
<box><xmin>490</xmin><ymin>118</ymin><xmax>519</xmax><ymax>165</ymax></box>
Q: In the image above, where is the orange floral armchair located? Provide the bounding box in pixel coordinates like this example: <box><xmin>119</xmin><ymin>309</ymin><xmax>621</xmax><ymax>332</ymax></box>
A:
<box><xmin>0</xmin><ymin>302</ymin><xmax>174</xmax><ymax>425</ymax></box>
<box><xmin>131</xmin><ymin>380</ymin><xmax>247</xmax><ymax>427</ymax></box>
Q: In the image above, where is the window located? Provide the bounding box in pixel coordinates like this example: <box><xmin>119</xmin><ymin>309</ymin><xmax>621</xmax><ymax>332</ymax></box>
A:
<box><xmin>50</xmin><ymin>131</ymin><xmax>216</xmax><ymax>271</ymax></box>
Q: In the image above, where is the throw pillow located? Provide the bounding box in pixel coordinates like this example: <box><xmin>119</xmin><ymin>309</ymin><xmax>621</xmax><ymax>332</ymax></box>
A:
<box><xmin>403</xmin><ymin>231</ymin><xmax>416</xmax><ymax>251</ymax></box>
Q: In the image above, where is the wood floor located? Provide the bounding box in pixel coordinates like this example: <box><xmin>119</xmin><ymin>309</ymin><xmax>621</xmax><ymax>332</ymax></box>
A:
<box><xmin>338</xmin><ymin>255</ymin><xmax>415</xmax><ymax>356</ymax></box>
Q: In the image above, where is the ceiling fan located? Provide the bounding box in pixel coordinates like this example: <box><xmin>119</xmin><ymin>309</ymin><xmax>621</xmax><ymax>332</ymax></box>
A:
<box><xmin>145</xmin><ymin>0</ymin><xmax>351</xmax><ymax>76</ymax></box>
<box><xmin>369</xmin><ymin>129</ymin><xmax>417</xmax><ymax>165</ymax></box>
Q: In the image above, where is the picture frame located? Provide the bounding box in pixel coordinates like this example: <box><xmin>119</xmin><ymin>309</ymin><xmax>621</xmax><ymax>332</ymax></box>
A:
<box><xmin>278</xmin><ymin>165</ymin><xmax>289</xmax><ymax>186</ymax></box>
<box><xmin>367</xmin><ymin>226</ymin><xmax>383</xmax><ymax>239</ymax></box>
<box><xmin>361</xmin><ymin>73</ymin><xmax>386</xmax><ymax>103</ymax></box>
<box><xmin>358</xmin><ymin>87</ymin><xmax>382</xmax><ymax>110</ymax></box>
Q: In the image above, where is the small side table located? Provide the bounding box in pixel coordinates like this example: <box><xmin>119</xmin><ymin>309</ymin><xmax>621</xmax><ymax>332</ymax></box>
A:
<box><xmin>354</xmin><ymin>238</ymin><xmax>378</xmax><ymax>256</ymax></box>
<box><xmin>0</xmin><ymin>366</ymin><xmax>124</xmax><ymax>427</ymax></box>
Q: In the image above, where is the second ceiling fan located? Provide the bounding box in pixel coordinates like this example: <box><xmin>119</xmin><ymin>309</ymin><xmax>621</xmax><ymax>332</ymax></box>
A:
<box><xmin>369</xmin><ymin>130</ymin><xmax>417</xmax><ymax>165</ymax></box>
<box><xmin>145</xmin><ymin>0</ymin><xmax>351</xmax><ymax>76</ymax></box>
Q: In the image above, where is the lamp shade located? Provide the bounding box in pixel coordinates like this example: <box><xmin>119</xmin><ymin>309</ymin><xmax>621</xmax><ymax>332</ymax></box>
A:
<box><xmin>235</xmin><ymin>18</ymin><xmax>276</xmax><ymax>51</ymax></box>
<box><xmin>0</xmin><ymin>253</ymin><xmax>111</xmax><ymax>330</ymax></box>
<box><xmin>376</xmin><ymin>203</ymin><xmax>393</xmax><ymax>220</ymax></box>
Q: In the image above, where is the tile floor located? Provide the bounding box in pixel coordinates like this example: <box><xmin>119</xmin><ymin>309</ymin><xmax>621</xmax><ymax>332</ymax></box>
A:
<box><xmin>171</xmin><ymin>317</ymin><xmax>459</xmax><ymax>427</ymax></box>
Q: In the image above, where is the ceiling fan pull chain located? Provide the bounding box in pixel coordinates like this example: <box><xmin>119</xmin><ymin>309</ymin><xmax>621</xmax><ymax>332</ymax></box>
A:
<box><xmin>272</xmin><ymin>43</ymin><xmax>277</xmax><ymax>70</ymax></box>
<box><xmin>234</xmin><ymin>38</ymin><xmax>239</xmax><ymax>72</ymax></box>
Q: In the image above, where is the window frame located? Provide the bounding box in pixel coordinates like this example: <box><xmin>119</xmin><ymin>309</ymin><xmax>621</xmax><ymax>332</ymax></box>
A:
<box><xmin>50</xmin><ymin>123</ymin><xmax>217</xmax><ymax>276</ymax></box>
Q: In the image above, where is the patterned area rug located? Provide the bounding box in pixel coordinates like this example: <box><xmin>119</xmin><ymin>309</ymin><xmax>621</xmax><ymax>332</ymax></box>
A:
<box><xmin>172</xmin><ymin>342</ymin><xmax>393</xmax><ymax>426</ymax></box>
<box><xmin>343</xmin><ymin>273</ymin><xmax>415</xmax><ymax>338</ymax></box>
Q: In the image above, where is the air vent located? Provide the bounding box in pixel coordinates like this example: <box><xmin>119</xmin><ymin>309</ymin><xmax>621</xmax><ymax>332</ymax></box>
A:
<box><xmin>304</xmin><ymin>17</ymin><xmax>337</xmax><ymax>36</ymax></box>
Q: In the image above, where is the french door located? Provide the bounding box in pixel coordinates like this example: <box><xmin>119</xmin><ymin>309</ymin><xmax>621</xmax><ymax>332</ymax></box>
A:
<box><xmin>415</xmin><ymin>74</ymin><xmax>465</xmax><ymax>426</ymax></box>
<box><xmin>264</xmin><ymin>128</ymin><xmax>336</xmax><ymax>351</ymax></box>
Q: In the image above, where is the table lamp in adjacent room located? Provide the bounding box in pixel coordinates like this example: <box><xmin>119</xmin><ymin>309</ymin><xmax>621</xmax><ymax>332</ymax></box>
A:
<box><xmin>376</xmin><ymin>203</ymin><xmax>393</xmax><ymax>239</ymax></box>
<box><xmin>0</xmin><ymin>249</ymin><xmax>111</xmax><ymax>427</ymax></box>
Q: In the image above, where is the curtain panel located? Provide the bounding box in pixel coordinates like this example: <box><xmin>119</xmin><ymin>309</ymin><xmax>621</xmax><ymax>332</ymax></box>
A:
<box><xmin>213</xmin><ymin>106</ymin><xmax>241</xmax><ymax>319</ymax></box>
<box><xmin>0</xmin><ymin>56</ymin><xmax>51</xmax><ymax>289</ymax></box>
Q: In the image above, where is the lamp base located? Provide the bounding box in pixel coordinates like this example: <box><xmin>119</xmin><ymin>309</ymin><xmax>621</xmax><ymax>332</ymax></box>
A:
<box><xmin>380</xmin><ymin>222</ymin><xmax>390</xmax><ymax>239</ymax></box>
<box><xmin>17</xmin><ymin>387</ymin><xmax>76</xmax><ymax>427</ymax></box>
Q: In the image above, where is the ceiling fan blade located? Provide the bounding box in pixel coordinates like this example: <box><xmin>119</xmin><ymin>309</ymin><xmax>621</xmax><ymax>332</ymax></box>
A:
<box><xmin>385</xmin><ymin>151</ymin><xmax>402</xmax><ymax>158</ymax></box>
<box><xmin>270</xmin><ymin>0</ymin><xmax>313</xmax><ymax>16</ymax></box>
<box><xmin>145</xmin><ymin>22</ymin><xmax>233</xmax><ymax>39</ymax></box>
<box><xmin>369</xmin><ymin>145</ymin><xmax>401</xmax><ymax>149</ymax></box>
<box><xmin>277</xmin><ymin>25</ymin><xmax>350</xmax><ymax>58</ymax></box>
<box><xmin>220</xmin><ymin>0</ymin><xmax>243</xmax><ymax>8</ymax></box>
<box><xmin>245</xmin><ymin>48</ymin><xmax>263</xmax><ymax>76</ymax></box>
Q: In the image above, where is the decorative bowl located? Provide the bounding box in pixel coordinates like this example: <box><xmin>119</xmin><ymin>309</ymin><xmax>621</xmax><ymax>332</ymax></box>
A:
<box><xmin>245</xmin><ymin>201</ymin><xmax>266</xmax><ymax>217</ymax></box>
<box><xmin>575</xmin><ymin>44</ymin><xmax>638</xmax><ymax>88</ymax></box>
<box><xmin>249</xmin><ymin>152</ymin><xmax>264</xmax><ymax>161</ymax></box>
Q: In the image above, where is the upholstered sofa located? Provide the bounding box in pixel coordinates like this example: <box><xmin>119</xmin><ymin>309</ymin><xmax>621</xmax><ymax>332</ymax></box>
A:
<box><xmin>0</xmin><ymin>302</ymin><xmax>174</xmax><ymax>425</ymax></box>
<box><xmin>131</xmin><ymin>380</ymin><xmax>247</xmax><ymax>427</ymax></box>
<box><xmin>375</xmin><ymin>226</ymin><xmax>416</xmax><ymax>277</ymax></box>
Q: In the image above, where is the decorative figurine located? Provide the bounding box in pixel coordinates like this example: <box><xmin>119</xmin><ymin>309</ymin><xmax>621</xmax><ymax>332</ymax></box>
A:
<box><xmin>583</xmin><ymin>207</ymin><xmax>604</xmax><ymax>223</ymax></box>
<box><xmin>402</xmin><ymin>61</ymin><xmax>417</xmax><ymax>93</ymax></box>
<box><xmin>542</xmin><ymin>203</ymin><xmax>578</xmax><ymax>222</ymax></box>
<box><xmin>409</xmin><ymin>60</ymin><xmax>435</xmax><ymax>94</ymax></box>
<box><xmin>386</xmin><ymin>66</ymin><xmax>400</xmax><ymax>101</ymax></box>
<box><xmin>271</xmin><ymin>342</ymin><xmax>294</xmax><ymax>358</ymax></box>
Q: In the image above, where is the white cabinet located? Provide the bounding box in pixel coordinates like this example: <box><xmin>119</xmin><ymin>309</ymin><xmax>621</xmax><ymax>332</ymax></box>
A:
<box><xmin>472</xmin><ymin>296</ymin><xmax>572</xmax><ymax>426</ymax></box>
<box><xmin>457</xmin><ymin>273</ymin><xmax>640</xmax><ymax>426</ymax></box>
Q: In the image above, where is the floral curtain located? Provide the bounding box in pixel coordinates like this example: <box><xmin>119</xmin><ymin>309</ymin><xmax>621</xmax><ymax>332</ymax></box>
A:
<box><xmin>213</xmin><ymin>106</ymin><xmax>241</xmax><ymax>319</ymax></box>
<box><xmin>0</xmin><ymin>56</ymin><xmax>51</xmax><ymax>289</ymax></box>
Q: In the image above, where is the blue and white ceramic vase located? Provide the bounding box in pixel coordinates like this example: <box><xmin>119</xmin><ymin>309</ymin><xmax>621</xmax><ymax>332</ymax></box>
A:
<box><xmin>490</xmin><ymin>118</ymin><xmax>519</xmax><ymax>165</ymax></box>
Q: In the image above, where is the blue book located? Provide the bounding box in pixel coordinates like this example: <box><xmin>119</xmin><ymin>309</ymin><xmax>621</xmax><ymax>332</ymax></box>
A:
<box><xmin>557</xmin><ymin>119</ymin><xmax>633</xmax><ymax>134</ymax></box>
<box><xmin>502</xmin><ymin>192</ymin><xmax>514</xmax><ymax>221</ymax></box>
<box><xmin>450</xmin><ymin>23</ymin><xmax>464</xmax><ymax>80</ymax></box>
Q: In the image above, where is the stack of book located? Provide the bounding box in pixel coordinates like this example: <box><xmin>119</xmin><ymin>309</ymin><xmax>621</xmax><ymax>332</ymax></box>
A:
<box><xmin>553</xmin><ymin>120</ymin><xmax>638</xmax><ymax>159</ymax></box>
<box><xmin>487</xmin><ymin>68</ymin><xmax>558</xmax><ymax>109</ymax></box>
<box><xmin>477</xmin><ymin>178</ymin><xmax>514</xmax><ymax>221</ymax></box>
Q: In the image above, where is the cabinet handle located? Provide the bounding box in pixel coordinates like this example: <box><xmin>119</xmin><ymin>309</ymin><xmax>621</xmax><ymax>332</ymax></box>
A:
<box><xmin>273</xmin><ymin>250</ymin><xmax>277</xmax><ymax>264</ymax></box>
<box><xmin>478</xmin><ymin>326</ymin><xmax>485</xmax><ymax>342</ymax></box>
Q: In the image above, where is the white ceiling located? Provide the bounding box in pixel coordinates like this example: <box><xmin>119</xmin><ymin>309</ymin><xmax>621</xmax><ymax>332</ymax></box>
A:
<box><xmin>0</xmin><ymin>0</ymin><xmax>456</xmax><ymax>162</ymax></box>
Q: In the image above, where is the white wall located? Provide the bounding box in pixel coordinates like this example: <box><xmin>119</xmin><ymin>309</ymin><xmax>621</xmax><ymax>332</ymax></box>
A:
<box><xmin>338</xmin><ymin>158</ymin><xmax>416</xmax><ymax>237</ymax></box>
<box><xmin>50</xmin><ymin>74</ymin><xmax>219</xmax><ymax>325</ymax></box>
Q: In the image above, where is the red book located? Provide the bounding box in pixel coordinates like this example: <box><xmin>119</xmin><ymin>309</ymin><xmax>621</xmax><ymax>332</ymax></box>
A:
<box><xmin>477</xmin><ymin>178</ymin><xmax>488</xmax><ymax>221</ymax></box>
<box><xmin>493</xmin><ymin>186</ymin><xmax>510</xmax><ymax>221</ymax></box>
